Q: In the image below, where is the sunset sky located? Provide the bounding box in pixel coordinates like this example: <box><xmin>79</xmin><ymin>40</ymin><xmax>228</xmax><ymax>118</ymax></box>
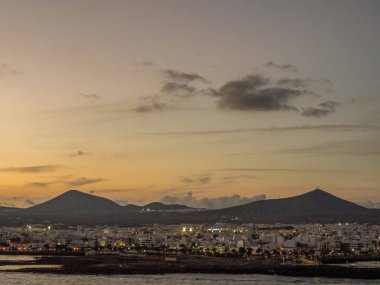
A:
<box><xmin>0</xmin><ymin>0</ymin><xmax>379</xmax><ymax>208</ymax></box>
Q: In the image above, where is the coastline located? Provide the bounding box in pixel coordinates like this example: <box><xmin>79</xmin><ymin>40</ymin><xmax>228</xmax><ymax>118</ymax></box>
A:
<box><xmin>0</xmin><ymin>255</ymin><xmax>379</xmax><ymax>279</ymax></box>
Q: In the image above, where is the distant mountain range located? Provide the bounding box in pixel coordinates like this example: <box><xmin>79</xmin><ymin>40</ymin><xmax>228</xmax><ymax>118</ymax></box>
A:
<box><xmin>0</xmin><ymin>189</ymin><xmax>378</xmax><ymax>226</ymax></box>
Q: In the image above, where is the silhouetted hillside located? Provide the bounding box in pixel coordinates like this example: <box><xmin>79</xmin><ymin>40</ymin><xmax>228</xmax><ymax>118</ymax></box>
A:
<box><xmin>23</xmin><ymin>190</ymin><xmax>122</xmax><ymax>216</ymax></box>
<box><xmin>0</xmin><ymin>206</ymin><xmax>20</xmax><ymax>213</ymax></box>
<box><xmin>216</xmin><ymin>189</ymin><xmax>368</xmax><ymax>218</ymax></box>
<box><xmin>142</xmin><ymin>202</ymin><xmax>190</xmax><ymax>211</ymax></box>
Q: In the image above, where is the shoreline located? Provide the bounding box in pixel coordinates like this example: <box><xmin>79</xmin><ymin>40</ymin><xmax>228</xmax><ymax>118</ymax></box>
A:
<box><xmin>0</xmin><ymin>255</ymin><xmax>379</xmax><ymax>279</ymax></box>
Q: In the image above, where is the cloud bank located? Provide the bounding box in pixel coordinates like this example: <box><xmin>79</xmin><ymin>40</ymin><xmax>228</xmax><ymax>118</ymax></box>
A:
<box><xmin>357</xmin><ymin>201</ymin><xmax>380</xmax><ymax>209</ymax></box>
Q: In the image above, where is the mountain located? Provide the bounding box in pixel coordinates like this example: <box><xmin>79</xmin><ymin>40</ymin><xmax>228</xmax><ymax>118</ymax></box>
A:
<box><xmin>142</xmin><ymin>202</ymin><xmax>190</xmax><ymax>211</ymax></box>
<box><xmin>123</xmin><ymin>204</ymin><xmax>142</xmax><ymax>212</ymax></box>
<box><xmin>123</xmin><ymin>202</ymin><xmax>190</xmax><ymax>212</ymax></box>
<box><xmin>214</xmin><ymin>188</ymin><xmax>373</xmax><ymax>223</ymax></box>
<box><xmin>23</xmin><ymin>190</ymin><xmax>122</xmax><ymax>216</ymax></box>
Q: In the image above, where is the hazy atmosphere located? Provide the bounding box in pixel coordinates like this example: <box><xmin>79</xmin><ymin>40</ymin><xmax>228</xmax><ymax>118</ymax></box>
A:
<box><xmin>0</xmin><ymin>0</ymin><xmax>379</xmax><ymax>208</ymax></box>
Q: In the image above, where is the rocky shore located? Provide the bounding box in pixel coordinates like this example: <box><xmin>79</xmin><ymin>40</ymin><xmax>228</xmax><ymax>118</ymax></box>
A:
<box><xmin>1</xmin><ymin>255</ymin><xmax>379</xmax><ymax>279</ymax></box>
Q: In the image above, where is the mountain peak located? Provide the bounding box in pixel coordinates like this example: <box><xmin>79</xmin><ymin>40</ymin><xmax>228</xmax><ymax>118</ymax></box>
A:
<box><xmin>306</xmin><ymin>188</ymin><xmax>330</xmax><ymax>196</ymax></box>
<box><xmin>24</xmin><ymin>189</ymin><xmax>121</xmax><ymax>216</ymax></box>
<box><xmin>61</xmin><ymin>190</ymin><xmax>93</xmax><ymax>197</ymax></box>
<box><xmin>62</xmin><ymin>189</ymin><xmax>83</xmax><ymax>195</ymax></box>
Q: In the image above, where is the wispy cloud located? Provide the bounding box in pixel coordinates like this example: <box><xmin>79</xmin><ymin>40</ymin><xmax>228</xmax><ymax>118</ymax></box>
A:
<box><xmin>217</xmin><ymin>168</ymin><xmax>351</xmax><ymax>173</ymax></box>
<box><xmin>69</xmin><ymin>150</ymin><xmax>92</xmax><ymax>157</ymax></box>
<box><xmin>265</xmin><ymin>61</ymin><xmax>299</xmax><ymax>73</ymax></box>
<box><xmin>0</xmin><ymin>165</ymin><xmax>60</xmax><ymax>173</ymax></box>
<box><xmin>133</xmin><ymin>96</ymin><xmax>168</xmax><ymax>113</ymax></box>
<box><xmin>132</xmin><ymin>69</ymin><xmax>210</xmax><ymax>112</ymax></box>
<box><xmin>27</xmin><ymin>182</ymin><xmax>53</xmax><ymax>188</ymax></box>
<box><xmin>141</xmin><ymin>58</ymin><xmax>155</xmax><ymax>67</ymax></box>
<box><xmin>276</xmin><ymin>78</ymin><xmax>310</xmax><ymax>88</ymax></box>
<box><xmin>179</xmin><ymin>175</ymin><xmax>211</xmax><ymax>185</ymax></box>
<box><xmin>80</xmin><ymin>93</ymin><xmax>101</xmax><ymax>99</ymax></box>
<box><xmin>278</xmin><ymin>140</ymin><xmax>380</xmax><ymax>156</ymax></box>
<box><xmin>66</xmin><ymin>177</ymin><xmax>106</xmax><ymax>188</ymax></box>
<box><xmin>302</xmin><ymin>101</ymin><xmax>340</xmax><ymax>117</ymax></box>
<box><xmin>138</xmin><ymin>124</ymin><xmax>380</xmax><ymax>137</ymax></box>
<box><xmin>25</xmin><ymin>199</ymin><xmax>36</xmax><ymax>206</ymax></box>
<box><xmin>28</xmin><ymin>175</ymin><xmax>106</xmax><ymax>189</ymax></box>
<box><xmin>0</xmin><ymin>201</ymin><xmax>16</xmax><ymax>207</ymax></box>
<box><xmin>0</xmin><ymin>63</ymin><xmax>21</xmax><ymax>77</ymax></box>
<box><xmin>161</xmin><ymin>82</ymin><xmax>196</xmax><ymax>97</ymax></box>
<box><xmin>163</xmin><ymin>69</ymin><xmax>209</xmax><ymax>83</ymax></box>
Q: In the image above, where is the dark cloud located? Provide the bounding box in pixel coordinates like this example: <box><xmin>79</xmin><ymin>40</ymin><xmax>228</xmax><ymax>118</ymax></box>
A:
<box><xmin>302</xmin><ymin>100</ymin><xmax>340</xmax><ymax>117</ymax></box>
<box><xmin>319</xmin><ymin>101</ymin><xmax>340</xmax><ymax>109</ymax></box>
<box><xmin>163</xmin><ymin>69</ymin><xmax>209</xmax><ymax>83</ymax></box>
<box><xmin>265</xmin><ymin>61</ymin><xmax>299</xmax><ymax>73</ymax></box>
<box><xmin>160</xmin><ymin>192</ymin><xmax>266</xmax><ymax>209</ymax></box>
<box><xmin>161</xmin><ymin>82</ymin><xmax>196</xmax><ymax>96</ymax></box>
<box><xmin>0</xmin><ymin>165</ymin><xmax>60</xmax><ymax>173</ymax></box>
<box><xmin>80</xmin><ymin>93</ymin><xmax>101</xmax><ymax>99</ymax></box>
<box><xmin>69</xmin><ymin>150</ymin><xmax>92</xmax><ymax>157</ymax></box>
<box><xmin>302</xmin><ymin>107</ymin><xmax>331</xmax><ymax>117</ymax></box>
<box><xmin>211</xmin><ymin>74</ymin><xmax>305</xmax><ymax>112</ymax></box>
<box><xmin>66</xmin><ymin>177</ymin><xmax>106</xmax><ymax>188</ymax></box>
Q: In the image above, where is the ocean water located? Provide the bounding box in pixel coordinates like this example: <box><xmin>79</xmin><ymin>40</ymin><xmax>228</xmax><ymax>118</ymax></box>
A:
<box><xmin>0</xmin><ymin>273</ymin><xmax>377</xmax><ymax>285</ymax></box>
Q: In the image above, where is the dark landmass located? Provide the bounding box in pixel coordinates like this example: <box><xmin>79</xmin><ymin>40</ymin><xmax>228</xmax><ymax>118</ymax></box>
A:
<box><xmin>0</xmin><ymin>206</ymin><xmax>20</xmax><ymax>214</ymax></box>
<box><xmin>1</xmin><ymin>255</ymin><xmax>380</xmax><ymax>279</ymax></box>
<box><xmin>0</xmin><ymin>189</ymin><xmax>379</xmax><ymax>226</ymax></box>
<box><xmin>142</xmin><ymin>202</ymin><xmax>190</xmax><ymax>211</ymax></box>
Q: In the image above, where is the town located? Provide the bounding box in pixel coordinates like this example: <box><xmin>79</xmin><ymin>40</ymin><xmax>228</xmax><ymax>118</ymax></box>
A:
<box><xmin>1</xmin><ymin>223</ymin><xmax>379</xmax><ymax>263</ymax></box>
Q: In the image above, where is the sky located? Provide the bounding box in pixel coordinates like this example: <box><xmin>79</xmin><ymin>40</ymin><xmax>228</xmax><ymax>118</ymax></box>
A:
<box><xmin>0</xmin><ymin>0</ymin><xmax>379</xmax><ymax>208</ymax></box>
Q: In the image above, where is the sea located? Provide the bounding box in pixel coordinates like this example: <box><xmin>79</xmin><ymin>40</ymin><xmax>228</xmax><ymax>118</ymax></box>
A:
<box><xmin>0</xmin><ymin>272</ymin><xmax>378</xmax><ymax>285</ymax></box>
<box><xmin>0</xmin><ymin>256</ymin><xmax>378</xmax><ymax>284</ymax></box>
